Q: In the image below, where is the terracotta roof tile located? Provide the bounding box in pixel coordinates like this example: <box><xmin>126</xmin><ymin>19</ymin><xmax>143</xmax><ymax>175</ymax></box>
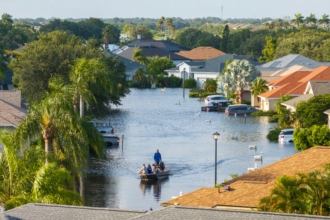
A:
<box><xmin>175</xmin><ymin>47</ymin><xmax>226</xmax><ymax>61</ymax></box>
<box><xmin>162</xmin><ymin>146</ymin><xmax>330</xmax><ymax>209</ymax></box>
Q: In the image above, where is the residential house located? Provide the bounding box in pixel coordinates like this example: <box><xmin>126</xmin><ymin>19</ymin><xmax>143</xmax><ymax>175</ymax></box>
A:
<box><xmin>165</xmin><ymin>54</ymin><xmax>260</xmax><ymax>100</ymax></box>
<box><xmin>256</xmin><ymin>54</ymin><xmax>330</xmax><ymax>82</ymax></box>
<box><xmin>0</xmin><ymin>90</ymin><xmax>27</xmax><ymax>129</ymax></box>
<box><xmin>111</xmin><ymin>55</ymin><xmax>146</xmax><ymax>81</ymax></box>
<box><xmin>282</xmin><ymin>80</ymin><xmax>330</xmax><ymax>112</ymax></box>
<box><xmin>113</xmin><ymin>39</ymin><xmax>191</xmax><ymax>65</ymax></box>
<box><xmin>175</xmin><ymin>47</ymin><xmax>226</xmax><ymax>61</ymax></box>
<box><xmin>162</xmin><ymin>146</ymin><xmax>330</xmax><ymax>210</ymax></box>
<box><xmin>0</xmin><ymin>71</ymin><xmax>15</xmax><ymax>90</ymax></box>
<box><xmin>258</xmin><ymin>66</ymin><xmax>330</xmax><ymax>111</ymax></box>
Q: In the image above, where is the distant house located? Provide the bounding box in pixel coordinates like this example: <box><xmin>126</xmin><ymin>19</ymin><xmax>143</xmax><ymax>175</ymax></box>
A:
<box><xmin>113</xmin><ymin>55</ymin><xmax>146</xmax><ymax>81</ymax></box>
<box><xmin>257</xmin><ymin>54</ymin><xmax>330</xmax><ymax>82</ymax></box>
<box><xmin>0</xmin><ymin>71</ymin><xmax>15</xmax><ymax>90</ymax></box>
<box><xmin>282</xmin><ymin>80</ymin><xmax>330</xmax><ymax>112</ymax></box>
<box><xmin>165</xmin><ymin>54</ymin><xmax>260</xmax><ymax>99</ymax></box>
<box><xmin>113</xmin><ymin>39</ymin><xmax>191</xmax><ymax>65</ymax></box>
<box><xmin>175</xmin><ymin>47</ymin><xmax>226</xmax><ymax>61</ymax></box>
<box><xmin>258</xmin><ymin>66</ymin><xmax>330</xmax><ymax>111</ymax></box>
<box><xmin>162</xmin><ymin>146</ymin><xmax>330</xmax><ymax>210</ymax></box>
<box><xmin>0</xmin><ymin>90</ymin><xmax>27</xmax><ymax>129</ymax></box>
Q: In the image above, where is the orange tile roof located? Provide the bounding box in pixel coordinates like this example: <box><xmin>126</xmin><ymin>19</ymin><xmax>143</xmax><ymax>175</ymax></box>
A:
<box><xmin>175</xmin><ymin>47</ymin><xmax>226</xmax><ymax>61</ymax></box>
<box><xmin>261</xmin><ymin>66</ymin><xmax>330</xmax><ymax>98</ymax></box>
<box><xmin>162</xmin><ymin>146</ymin><xmax>330</xmax><ymax>209</ymax></box>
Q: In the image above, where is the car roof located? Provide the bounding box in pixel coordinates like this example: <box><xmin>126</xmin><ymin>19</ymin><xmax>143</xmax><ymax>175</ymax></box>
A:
<box><xmin>206</xmin><ymin>95</ymin><xmax>225</xmax><ymax>98</ymax></box>
<box><xmin>281</xmin><ymin>128</ymin><xmax>295</xmax><ymax>131</ymax></box>
<box><xmin>227</xmin><ymin>104</ymin><xmax>248</xmax><ymax>107</ymax></box>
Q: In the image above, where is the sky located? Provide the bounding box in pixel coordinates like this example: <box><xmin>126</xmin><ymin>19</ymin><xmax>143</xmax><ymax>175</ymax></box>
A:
<box><xmin>1</xmin><ymin>0</ymin><xmax>330</xmax><ymax>20</ymax></box>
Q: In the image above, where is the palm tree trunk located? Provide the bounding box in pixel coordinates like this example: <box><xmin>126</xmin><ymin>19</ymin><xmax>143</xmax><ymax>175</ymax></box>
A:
<box><xmin>80</xmin><ymin>95</ymin><xmax>84</xmax><ymax>117</ymax></box>
<box><xmin>44</xmin><ymin>138</ymin><xmax>52</xmax><ymax>164</ymax></box>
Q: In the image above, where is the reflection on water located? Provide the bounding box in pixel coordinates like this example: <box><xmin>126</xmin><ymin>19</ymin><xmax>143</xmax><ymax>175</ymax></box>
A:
<box><xmin>139</xmin><ymin>178</ymin><xmax>169</xmax><ymax>202</ymax></box>
<box><xmin>84</xmin><ymin>88</ymin><xmax>297</xmax><ymax>211</ymax></box>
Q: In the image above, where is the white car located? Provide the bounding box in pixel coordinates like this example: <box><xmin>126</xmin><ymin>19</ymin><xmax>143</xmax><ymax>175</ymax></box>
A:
<box><xmin>204</xmin><ymin>95</ymin><xmax>228</xmax><ymax>106</ymax></box>
<box><xmin>278</xmin><ymin>128</ymin><xmax>295</xmax><ymax>144</ymax></box>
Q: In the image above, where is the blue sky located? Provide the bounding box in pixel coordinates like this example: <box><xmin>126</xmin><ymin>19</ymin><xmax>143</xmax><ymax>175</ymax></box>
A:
<box><xmin>1</xmin><ymin>0</ymin><xmax>330</xmax><ymax>19</ymax></box>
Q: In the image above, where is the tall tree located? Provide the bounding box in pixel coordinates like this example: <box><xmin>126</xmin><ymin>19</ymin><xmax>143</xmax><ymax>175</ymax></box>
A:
<box><xmin>220</xmin><ymin>25</ymin><xmax>229</xmax><ymax>53</ymax></box>
<box><xmin>305</xmin><ymin>13</ymin><xmax>317</xmax><ymax>27</ymax></box>
<box><xmin>147</xmin><ymin>56</ymin><xmax>175</xmax><ymax>87</ymax></box>
<box><xmin>259</xmin><ymin>36</ymin><xmax>277</xmax><ymax>62</ymax></box>
<box><xmin>217</xmin><ymin>59</ymin><xmax>260</xmax><ymax>104</ymax></box>
<box><xmin>291</xmin><ymin>13</ymin><xmax>304</xmax><ymax>28</ymax></box>
<box><xmin>102</xmin><ymin>24</ymin><xmax>120</xmax><ymax>50</ymax></box>
<box><xmin>319</xmin><ymin>14</ymin><xmax>330</xmax><ymax>28</ymax></box>
<box><xmin>165</xmin><ymin>18</ymin><xmax>175</xmax><ymax>36</ymax></box>
<box><xmin>132</xmin><ymin>25</ymin><xmax>153</xmax><ymax>40</ymax></box>
<box><xmin>132</xmin><ymin>48</ymin><xmax>149</xmax><ymax>65</ymax></box>
<box><xmin>157</xmin><ymin>16</ymin><xmax>165</xmax><ymax>32</ymax></box>
<box><xmin>121</xmin><ymin>23</ymin><xmax>135</xmax><ymax>40</ymax></box>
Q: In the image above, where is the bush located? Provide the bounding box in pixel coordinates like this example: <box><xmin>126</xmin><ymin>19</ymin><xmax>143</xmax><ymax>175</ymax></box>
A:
<box><xmin>242</xmin><ymin>100</ymin><xmax>251</xmax><ymax>105</ymax></box>
<box><xmin>190</xmin><ymin>88</ymin><xmax>204</xmax><ymax>93</ymax></box>
<box><xmin>267</xmin><ymin>126</ymin><xmax>281</xmax><ymax>142</ymax></box>
<box><xmin>167</xmin><ymin>76</ymin><xmax>182</xmax><ymax>88</ymax></box>
<box><xmin>251</xmin><ymin>110</ymin><xmax>277</xmax><ymax>117</ymax></box>
<box><xmin>269</xmin><ymin>115</ymin><xmax>279</xmax><ymax>123</ymax></box>
<box><xmin>188</xmin><ymin>92</ymin><xmax>225</xmax><ymax>98</ymax></box>
<box><xmin>183</xmin><ymin>78</ymin><xmax>197</xmax><ymax>88</ymax></box>
<box><xmin>128</xmin><ymin>81</ymin><xmax>139</xmax><ymax>88</ymax></box>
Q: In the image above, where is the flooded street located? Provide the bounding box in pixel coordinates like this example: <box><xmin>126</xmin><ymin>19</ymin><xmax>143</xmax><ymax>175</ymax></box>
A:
<box><xmin>84</xmin><ymin>88</ymin><xmax>297</xmax><ymax>211</ymax></box>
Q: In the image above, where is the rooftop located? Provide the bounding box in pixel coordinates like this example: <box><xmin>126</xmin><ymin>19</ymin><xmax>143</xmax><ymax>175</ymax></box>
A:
<box><xmin>175</xmin><ymin>47</ymin><xmax>226</xmax><ymax>61</ymax></box>
<box><xmin>3</xmin><ymin>203</ymin><xmax>330</xmax><ymax>220</ymax></box>
<box><xmin>162</xmin><ymin>146</ymin><xmax>330</xmax><ymax>209</ymax></box>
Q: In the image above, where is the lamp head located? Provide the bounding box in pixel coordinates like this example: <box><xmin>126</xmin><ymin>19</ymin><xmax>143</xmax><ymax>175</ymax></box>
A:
<box><xmin>213</xmin><ymin>131</ymin><xmax>220</xmax><ymax>140</ymax></box>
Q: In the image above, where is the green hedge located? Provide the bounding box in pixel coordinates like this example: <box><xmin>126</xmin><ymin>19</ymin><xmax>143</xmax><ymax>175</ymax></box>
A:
<box><xmin>189</xmin><ymin>92</ymin><xmax>225</xmax><ymax>98</ymax></box>
<box><xmin>267</xmin><ymin>126</ymin><xmax>281</xmax><ymax>142</ymax></box>
<box><xmin>183</xmin><ymin>78</ymin><xmax>197</xmax><ymax>88</ymax></box>
<box><xmin>251</xmin><ymin>110</ymin><xmax>277</xmax><ymax>117</ymax></box>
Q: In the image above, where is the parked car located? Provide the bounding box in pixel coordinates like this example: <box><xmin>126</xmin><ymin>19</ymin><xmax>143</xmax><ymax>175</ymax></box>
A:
<box><xmin>102</xmin><ymin>134</ymin><xmax>120</xmax><ymax>146</ymax></box>
<box><xmin>204</xmin><ymin>95</ymin><xmax>228</xmax><ymax>106</ymax></box>
<box><xmin>225</xmin><ymin>104</ymin><xmax>258</xmax><ymax>115</ymax></box>
<box><xmin>278</xmin><ymin>128</ymin><xmax>295</xmax><ymax>144</ymax></box>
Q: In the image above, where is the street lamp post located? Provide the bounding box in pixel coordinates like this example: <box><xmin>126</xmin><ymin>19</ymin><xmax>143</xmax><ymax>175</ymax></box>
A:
<box><xmin>183</xmin><ymin>68</ymin><xmax>186</xmax><ymax>98</ymax></box>
<box><xmin>213</xmin><ymin>131</ymin><xmax>220</xmax><ymax>186</ymax></box>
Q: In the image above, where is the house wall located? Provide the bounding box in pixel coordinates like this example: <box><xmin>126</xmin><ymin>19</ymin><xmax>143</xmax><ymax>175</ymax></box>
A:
<box><xmin>260</xmin><ymin>98</ymin><xmax>277</xmax><ymax>111</ymax></box>
<box><xmin>328</xmin><ymin>115</ymin><xmax>330</xmax><ymax>129</ymax></box>
<box><xmin>0</xmin><ymin>84</ymin><xmax>15</xmax><ymax>90</ymax></box>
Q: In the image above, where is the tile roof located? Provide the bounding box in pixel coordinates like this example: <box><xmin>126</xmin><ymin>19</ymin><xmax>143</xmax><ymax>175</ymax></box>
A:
<box><xmin>162</xmin><ymin>146</ymin><xmax>330</xmax><ymax>209</ymax></box>
<box><xmin>260</xmin><ymin>66</ymin><xmax>330</xmax><ymax>98</ymax></box>
<box><xmin>3</xmin><ymin>203</ymin><xmax>330</xmax><ymax>220</ymax></box>
<box><xmin>175</xmin><ymin>47</ymin><xmax>226</xmax><ymax>61</ymax></box>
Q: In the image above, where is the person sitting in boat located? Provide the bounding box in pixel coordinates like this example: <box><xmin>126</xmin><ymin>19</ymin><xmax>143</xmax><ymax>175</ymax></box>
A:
<box><xmin>147</xmin><ymin>164</ymin><xmax>152</xmax><ymax>174</ymax></box>
<box><xmin>138</xmin><ymin>164</ymin><xmax>147</xmax><ymax>174</ymax></box>
<box><xmin>159</xmin><ymin>161</ymin><xmax>165</xmax><ymax>171</ymax></box>
<box><xmin>153</xmin><ymin>165</ymin><xmax>160</xmax><ymax>173</ymax></box>
<box><xmin>154</xmin><ymin>149</ymin><xmax>162</xmax><ymax>165</ymax></box>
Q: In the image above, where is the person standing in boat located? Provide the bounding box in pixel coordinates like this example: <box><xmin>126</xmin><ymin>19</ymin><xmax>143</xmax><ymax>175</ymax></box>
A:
<box><xmin>154</xmin><ymin>149</ymin><xmax>162</xmax><ymax>165</ymax></box>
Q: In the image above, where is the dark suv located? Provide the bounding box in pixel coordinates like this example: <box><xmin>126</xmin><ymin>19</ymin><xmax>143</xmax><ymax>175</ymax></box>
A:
<box><xmin>225</xmin><ymin>104</ymin><xmax>258</xmax><ymax>115</ymax></box>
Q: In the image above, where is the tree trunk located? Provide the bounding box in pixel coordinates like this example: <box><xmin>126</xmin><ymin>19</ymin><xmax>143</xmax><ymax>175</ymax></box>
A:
<box><xmin>80</xmin><ymin>95</ymin><xmax>84</xmax><ymax>117</ymax></box>
<box><xmin>79</xmin><ymin>171</ymin><xmax>84</xmax><ymax>199</ymax></box>
<box><xmin>44</xmin><ymin>138</ymin><xmax>52</xmax><ymax>164</ymax></box>
<box><xmin>238</xmin><ymin>88</ymin><xmax>243</xmax><ymax>104</ymax></box>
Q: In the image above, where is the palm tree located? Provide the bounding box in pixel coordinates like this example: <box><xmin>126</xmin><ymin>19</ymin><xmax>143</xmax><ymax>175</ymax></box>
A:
<box><xmin>0</xmin><ymin>130</ymin><xmax>82</xmax><ymax>210</ymax></box>
<box><xmin>291</xmin><ymin>13</ymin><xmax>304</xmax><ymax>28</ymax></box>
<box><xmin>218</xmin><ymin>59</ymin><xmax>260</xmax><ymax>104</ymax></box>
<box><xmin>165</xmin><ymin>18</ymin><xmax>175</xmax><ymax>36</ymax></box>
<box><xmin>251</xmin><ymin>77</ymin><xmax>268</xmax><ymax>105</ymax></box>
<box><xmin>305</xmin><ymin>13</ymin><xmax>317</xmax><ymax>27</ymax></box>
<box><xmin>275</xmin><ymin>19</ymin><xmax>284</xmax><ymax>29</ymax></box>
<box><xmin>157</xmin><ymin>16</ymin><xmax>165</xmax><ymax>32</ymax></box>
<box><xmin>203</xmin><ymin>79</ymin><xmax>218</xmax><ymax>93</ymax></box>
<box><xmin>132</xmin><ymin>48</ymin><xmax>149</xmax><ymax>65</ymax></box>
<box><xmin>133</xmin><ymin>67</ymin><xmax>148</xmax><ymax>88</ymax></box>
<box><xmin>319</xmin><ymin>14</ymin><xmax>330</xmax><ymax>28</ymax></box>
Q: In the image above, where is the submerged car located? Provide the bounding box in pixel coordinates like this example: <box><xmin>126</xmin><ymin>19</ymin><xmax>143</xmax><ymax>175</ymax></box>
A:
<box><xmin>204</xmin><ymin>95</ymin><xmax>228</xmax><ymax>106</ymax></box>
<box><xmin>278</xmin><ymin>128</ymin><xmax>295</xmax><ymax>144</ymax></box>
<box><xmin>225</xmin><ymin>104</ymin><xmax>258</xmax><ymax>115</ymax></box>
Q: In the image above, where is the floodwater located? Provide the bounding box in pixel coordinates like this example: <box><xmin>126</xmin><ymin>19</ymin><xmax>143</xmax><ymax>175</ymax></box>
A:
<box><xmin>84</xmin><ymin>88</ymin><xmax>297</xmax><ymax>211</ymax></box>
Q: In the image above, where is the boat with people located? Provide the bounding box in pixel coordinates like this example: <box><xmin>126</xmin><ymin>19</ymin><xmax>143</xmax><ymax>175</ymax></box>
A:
<box><xmin>139</xmin><ymin>162</ymin><xmax>170</xmax><ymax>181</ymax></box>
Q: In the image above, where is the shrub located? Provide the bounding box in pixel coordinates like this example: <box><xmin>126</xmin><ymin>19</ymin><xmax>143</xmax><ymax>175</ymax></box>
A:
<box><xmin>183</xmin><ymin>78</ymin><xmax>197</xmax><ymax>88</ymax></box>
<box><xmin>167</xmin><ymin>75</ymin><xmax>182</xmax><ymax>88</ymax></box>
<box><xmin>242</xmin><ymin>100</ymin><xmax>251</xmax><ymax>105</ymax></box>
<box><xmin>267</xmin><ymin>126</ymin><xmax>281</xmax><ymax>142</ymax></box>
<box><xmin>251</xmin><ymin>110</ymin><xmax>277</xmax><ymax>117</ymax></box>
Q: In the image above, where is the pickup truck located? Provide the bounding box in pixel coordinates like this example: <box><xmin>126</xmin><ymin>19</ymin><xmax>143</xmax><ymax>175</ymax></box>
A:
<box><xmin>90</xmin><ymin>121</ymin><xmax>119</xmax><ymax>146</ymax></box>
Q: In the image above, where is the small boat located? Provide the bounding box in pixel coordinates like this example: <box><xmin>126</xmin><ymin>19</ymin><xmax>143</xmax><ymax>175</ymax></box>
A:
<box><xmin>140</xmin><ymin>170</ymin><xmax>171</xmax><ymax>181</ymax></box>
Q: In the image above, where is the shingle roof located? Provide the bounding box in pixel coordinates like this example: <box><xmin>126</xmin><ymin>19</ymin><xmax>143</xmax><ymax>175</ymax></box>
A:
<box><xmin>309</xmin><ymin>81</ymin><xmax>330</xmax><ymax>95</ymax></box>
<box><xmin>281</xmin><ymin>94</ymin><xmax>314</xmax><ymax>108</ymax></box>
<box><xmin>257</xmin><ymin>54</ymin><xmax>330</xmax><ymax>71</ymax></box>
<box><xmin>175</xmin><ymin>47</ymin><xmax>226</xmax><ymax>61</ymax></box>
<box><xmin>260</xmin><ymin>66</ymin><xmax>330</xmax><ymax>98</ymax></box>
<box><xmin>110</xmin><ymin>54</ymin><xmax>145</xmax><ymax>71</ymax></box>
<box><xmin>3</xmin><ymin>203</ymin><xmax>330</xmax><ymax>220</ymax></box>
<box><xmin>128</xmin><ymin>39</ymin><xmax>190</xmax><ymax>52</ymax></box>
<box><xmin>162</xmin><ymin>146</ymin><xmax>330</xmax><ymax>209</ymax></box>
<box><xmin>0</xmin><ymin>91</ymin><xmax>27</xmax><ymax>127</ymax></box>
<box><xmin>116</xmin><ymin>46</ymin><xmax>188</xmax><ymax>61</ymax></box>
